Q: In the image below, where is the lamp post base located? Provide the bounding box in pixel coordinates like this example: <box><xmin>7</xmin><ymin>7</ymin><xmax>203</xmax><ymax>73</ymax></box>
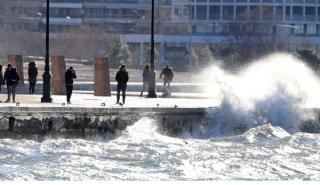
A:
<box><xmin>147</xmin><ymin>91</ymin><xmax>157</xmax><ymax>98</ymax></box>
<box><xmin>147</xmin><ymin>70</ymin><xmax>157</xmax><ymax>98</ymax></box>
<box><xmin>41</xmin><ymin>97</ymin><xmax>52</xmax><ymax>103</ymax></box>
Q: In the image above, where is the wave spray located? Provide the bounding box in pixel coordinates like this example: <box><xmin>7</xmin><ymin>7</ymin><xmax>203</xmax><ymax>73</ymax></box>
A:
<box><xmin>200</xmin><ymin>53</ymin><xmax>320</xmax><ymax>136</ymax></box>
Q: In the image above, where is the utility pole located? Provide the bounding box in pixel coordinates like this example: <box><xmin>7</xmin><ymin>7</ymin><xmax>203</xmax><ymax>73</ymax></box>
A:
<box><xmin>148</xmin><ymin>0</ymin><xmax>157</xmax><ymax>98</ymax></box>
<box><xmin>41</xmin><ymin>0</ymin><xmax>52</xmax><ymax>102</ymax></box>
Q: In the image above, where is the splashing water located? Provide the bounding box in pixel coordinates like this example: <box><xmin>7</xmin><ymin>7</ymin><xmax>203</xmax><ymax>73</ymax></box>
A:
<box><xmin>199</xmin><ymin>53</ymin><xmax>320</xmax><ymax>136</ymax></box>
<box><xmin>0</xmin><ymin>118</ymin><xmax>319</xmax><ymax>180</ymax></box>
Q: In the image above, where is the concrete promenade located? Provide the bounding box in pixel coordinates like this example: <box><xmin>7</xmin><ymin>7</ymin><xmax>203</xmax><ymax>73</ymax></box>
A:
<box><xmin>0</xmin><ymin>93</ymin><xmax>218</xmax><ymax>108</ymax></box>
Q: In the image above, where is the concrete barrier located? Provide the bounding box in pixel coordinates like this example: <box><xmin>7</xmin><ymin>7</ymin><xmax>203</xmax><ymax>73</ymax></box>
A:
<box><xmin>52</xmin><ymin>56</ymin><xmax>66</xmax><ymax>95</ymax></box>
<box><xmin>0</xmin><ymin>106</ymin><xmax>209</xmax><ymax>138</ymax></box>
<box><xmin>94</xmin><ymin>57</ymin><xmax>111</xmax><ymax>96</ymax></box>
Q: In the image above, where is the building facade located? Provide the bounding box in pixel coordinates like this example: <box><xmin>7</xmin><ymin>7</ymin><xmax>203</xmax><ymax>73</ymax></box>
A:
<box><xmin>170</xmin><ymin>0</ymin><xmax>320</xmax><ymax>52</ymax></box>
<box><xmin>1</xmin><ymin>0</ymin><xmax>320</xmax><ymax>66</ymax></box>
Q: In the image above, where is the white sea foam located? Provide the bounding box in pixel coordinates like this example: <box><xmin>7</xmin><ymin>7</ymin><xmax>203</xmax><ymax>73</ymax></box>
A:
<box><xmin>199</xmin><ymin>53</ymin><xmax>320</xmax><ymax>136</ymax></box>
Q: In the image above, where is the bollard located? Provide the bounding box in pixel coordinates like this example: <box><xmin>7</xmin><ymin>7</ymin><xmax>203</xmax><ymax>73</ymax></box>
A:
<box><xmin>52</xmin><ymin>56</ymin><xmax>66</xmax><ymax>95</ymax></box>
<box><xmin>8</xmin><ymin>117</ymin><xmax>15</xmax><ymax>132</ymax></box>
<box><xmin>94</xmin><ymin>57</ymin><xmax>111</xmax><ymax>96</ymax></box>
<box><xmin>8</xmin><ymin>55</ymin><xmax>24</xmax><ymax>85</ymax></box>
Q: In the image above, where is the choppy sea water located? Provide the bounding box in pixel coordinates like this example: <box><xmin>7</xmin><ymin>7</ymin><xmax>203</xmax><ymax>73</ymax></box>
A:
<box><xmin>0</xmin><ymin>118</ymin><xmax>319</xmax><ymax>180</ymax></box>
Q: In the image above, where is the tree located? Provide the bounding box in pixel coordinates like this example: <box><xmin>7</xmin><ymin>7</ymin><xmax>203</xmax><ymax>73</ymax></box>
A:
<box><xmin>108</xmin><ymin>38</ymin><xmax>122</xmax><ymax>67</ymax></box>
<box><xmin>119</xmin><ymin>43</ymin><xmax>132</xmax><ymax>66</ymax></box>
<box><xmin>221</xmin><ymin>5</ymin><xmax>275</xmax><ymax>68</ymax></box>
<box><xmin>187</xmin><ymin>48</ymin><xmax>199</xmax><ymax>69</ymax></box>
<box><xmin>196</xmin><ymin>44</ymin><xmax>212</xmax><ymax>65</ymax></box>
<box><xmin>298</xmin><ymin>49</ymin><xmax>320</xmax><ymax>73</ymax></box>
<box><xmin>145</xmin><ymin>47</ymin><xmax>159</xmax><ymax>64</ymax></box>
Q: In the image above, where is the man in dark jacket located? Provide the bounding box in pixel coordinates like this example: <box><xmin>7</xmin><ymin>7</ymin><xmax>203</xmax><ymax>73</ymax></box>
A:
<box><xmin>115</xmin><ymin>65</ymin><xmax>129</xmax><ymax>105</ymax></box>
<box><xmin>4</xmin><ymin>64</ymin><xmax>20</xmax><ymax>103</ymax></box>
<box><xmin>160</xmin><ymin>65</ymin><xmax>174</xmax><ymax>95</ymax></box>
<box><xmin>65</xmin><ymin>67</ymin><xmax>77</xmax><ymax>104</ymax></box>
<box><xmin>28</xmin><ymin>61</ymin><xmax>38</xmax><ymax>94</ymax></box>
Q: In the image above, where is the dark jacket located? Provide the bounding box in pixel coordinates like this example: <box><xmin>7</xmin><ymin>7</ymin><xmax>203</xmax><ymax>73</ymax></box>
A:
<box><xmin>160</xmin><ymin>67</ymin><xmax>174</xmax><ymax>81</ymax></box>
<box><xmin>116</xmin><ymin>70</ymin><xmax>129</xmax><ymax>87</ymax></box>
<box><xmin>65</xmin><ymin>69</ymin><xmax>77</xmax><ymax>85</ymax></box>
<box><xmin>28</xmin><ymin>66</ymin><xmax>38</xmax><ymax>83</ymax></box>
<box><xmin>142</xmin><ymin>69</ymin><xmax>150</xmax><ymax>82</ymax></box>
<box><xmin>4</xmin><ymin>68</ymin><xmax>20</xmax><ymax>86</ymax></box>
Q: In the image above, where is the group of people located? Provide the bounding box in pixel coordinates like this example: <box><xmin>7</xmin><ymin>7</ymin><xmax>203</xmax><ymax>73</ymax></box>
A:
<box><xmin>0</xmin><ymin>64</ymin><xmax>20</xmax><ymax>103</ymax></box>
<box><xmin>140</xmin><ymin>64</ymin><xmax>174</xmax><ymax>97</ymax></box>
<box><xmin>0</xmin><ymin>62</ymin><xmax>38</xmax><ymax>103</ymax></box>
<box><xmin>115</xmin><ymin>64</ymin><xmax>174</xmax><ymax>105</ymax></box>
<box><xmin>0</xmin><ymin>62</ymin><xmax>74</xmax><ymax>104</ymax></box>
<box><xmin>0</xmin><ymin>62</ymin><xmax>174</xmax><ymax>105</ymax></box>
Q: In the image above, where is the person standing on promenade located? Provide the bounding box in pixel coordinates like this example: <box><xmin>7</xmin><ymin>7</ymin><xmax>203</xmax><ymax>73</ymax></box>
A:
<box><xmin>116</xmin><ymin>65</ymin><xmax>129</xmax><ymax>105</ymax></box>
<box><xmin>65</xmin><ymin>67</ymin><xmax>77</xmax><ymax>104</ymax></box>
<box><xmin>0</xmin><ymin>65</ymin><xmax>4</xmax><ymax>93</ymax></box>
<box><xmin>28</xmin><ymin>61</ymin><xmax>38</xmax><ymax>94</ymax></box>
<box><xmin>4</xmin><ymin>64</ymin><xmax>20</xmax><ymax>103</ymax></box>
<box><xmin>160</xmin><ymin>65</ymin><xmax>174</xmax><ymax>96</ymax></box>
<box><xmin>140</xmin><ymin>64</ymin><xmax>150</xmax><ymax>97</ymax></box>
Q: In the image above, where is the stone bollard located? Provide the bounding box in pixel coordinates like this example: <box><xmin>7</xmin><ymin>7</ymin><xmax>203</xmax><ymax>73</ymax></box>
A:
<box><xmin>8</xmin><ymin>55</ymin><xmax>24</xmax><ymax>85</ymax></box>
<box><xmin>94</xmin><ymin>57</ymin><xmax>111</xmax><ymax>96</ymax></box>
<box><xmin>51</xmin><ymin>56</ymin><xmax>66</xmax><ymax>95</ymax></box>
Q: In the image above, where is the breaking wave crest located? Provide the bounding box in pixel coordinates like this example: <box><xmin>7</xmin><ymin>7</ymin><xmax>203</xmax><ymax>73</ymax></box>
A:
<box><xmin>199</xmin><ymin>53</ymin><xmax>320</xmax><ymax>137</ymax></box>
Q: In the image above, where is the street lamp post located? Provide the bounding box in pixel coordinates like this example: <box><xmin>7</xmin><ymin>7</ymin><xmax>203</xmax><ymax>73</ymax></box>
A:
<box><xmin>147</xmin><ymin>0</ymin><xmax>157</xmax><ymax>98</ymax></box>
<box><xmin>41</xmin><ymin>0</ymin><xmax>52</xmax><ymax>102</ymax></box>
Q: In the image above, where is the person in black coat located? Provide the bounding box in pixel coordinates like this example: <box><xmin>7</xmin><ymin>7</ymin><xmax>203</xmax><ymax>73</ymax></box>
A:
<box><xmin>115</xmin><ymin>65</ymin><xmax>129</xmax><ymax>105</ymax></box>
<box><xmin>65</xmin><ymin>67</ymin><xmax>77</xmax><ymax>104</ymax></box>
<box><xmin>28</xmin><ymin>61</ymin><xmax>38</xmax><ymax>94</ymax></box>
<box><xmin>4</xmin><ymin>64</ymin><xmax>20</xmax><ymax>103</ymax></box>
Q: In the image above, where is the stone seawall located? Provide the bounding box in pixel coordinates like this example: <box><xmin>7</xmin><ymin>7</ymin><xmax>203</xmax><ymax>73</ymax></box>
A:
<box><xmin>0</xmin><ymin>107</ymin><xmax>209</xmax><ymax>139</ymax></box>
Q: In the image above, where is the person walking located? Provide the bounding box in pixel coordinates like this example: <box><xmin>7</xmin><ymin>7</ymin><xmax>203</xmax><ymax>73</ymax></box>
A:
<box><xmin>28</xmin><ymin>61</ymin><xmax>38</xmax><ymax>94</ymax></box>
<box><xmin>4</xmin><ymin>64</ymin><xmax>20</xmax><ymax>103</ymax></box>
<box><xmin>0</xmin><ymin>65</ymin><xmax>4</xmax><ymax>93</ymax></box>
<box><xmin>115</xmin><ymin>65</ymin><xmax>129</xmax><ymax>105</ymax></box>
<box><xmin>140</xmin><ymin>64</ymin><xmax>150</xmax><ymax>97</ymax></box>
<box><xmin>65</xmin><ymin>67</ymin><xmax>77</xmax><ymax>104</ymax></box>
<box><xmin>160</xmin><ymin>65</ymin><xmax>174</xmax><ymax>96</ymax></box>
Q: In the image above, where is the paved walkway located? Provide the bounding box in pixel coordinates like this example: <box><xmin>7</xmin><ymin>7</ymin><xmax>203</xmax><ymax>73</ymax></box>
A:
<box><xmin>0</xmin><ymin>93</ymin><xmax>220</xmax><ymax>109</ymax></box>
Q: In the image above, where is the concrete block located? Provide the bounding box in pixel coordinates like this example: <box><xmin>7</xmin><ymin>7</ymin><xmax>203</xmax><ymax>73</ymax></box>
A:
<box><xmin>94</xmin><ymin>57</ymin><xmax>111</xmax><ymax>96</ymax></box>
<box><xmin>51</xmin><ymin>56</ymin><xmax>66</xmax><ymax>95</ymax></box>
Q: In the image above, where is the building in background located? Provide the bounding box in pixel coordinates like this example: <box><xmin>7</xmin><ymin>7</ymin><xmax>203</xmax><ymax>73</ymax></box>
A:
<box><xmin>170</xmin><ymin>0</ymin><xmax>320</xmax><ymax>58</ymax></box>
<box><xmin>1</xmin><ymin>0</ymin><xmax>320</xmax><ymax>68</ymax></box>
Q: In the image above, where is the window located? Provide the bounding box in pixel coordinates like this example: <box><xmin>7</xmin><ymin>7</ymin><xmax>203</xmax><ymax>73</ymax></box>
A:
<box><xmin>223</xmin><ymin>6</ymin><xmax>234</xmax><ymax>20</ymax></box>
<box><xmin>196</xmin><ymin>6</ymin><xmax>207</xmax><ymax>20</ymax></box>
<box><xmin>306</xmin><ymin>24</ymin><xmax>317</xmax><ymax>35</ymax></box>
<box><xmin>209</xmin><ymin>6</ymin><xmax>220</xmax><ymax>20</ymax></box>
<box><xmin>293</xmin><ymin>24</ymin><xmax>304</xmax><ymax>34</ymax></box>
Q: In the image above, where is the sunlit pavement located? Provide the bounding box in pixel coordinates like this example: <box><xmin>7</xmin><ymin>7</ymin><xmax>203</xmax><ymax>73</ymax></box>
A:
<box><xmin>0</xmin><ymin>93</ymin><xmax>220</xmax><ymax>108</ymax></box>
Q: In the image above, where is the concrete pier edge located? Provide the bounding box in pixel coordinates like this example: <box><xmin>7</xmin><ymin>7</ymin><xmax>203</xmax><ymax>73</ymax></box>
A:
<box><xmin>0</xmin><ymin>106</ymin><xmax>211</xmax><ymax>138</ymax></box>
